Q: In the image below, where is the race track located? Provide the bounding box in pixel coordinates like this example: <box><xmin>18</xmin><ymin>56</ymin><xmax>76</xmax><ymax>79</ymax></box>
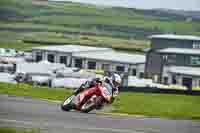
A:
<box><xmin>0</xmin><ymin>94</ymin><xmax>200</xmax><ymax>133</ymax></box>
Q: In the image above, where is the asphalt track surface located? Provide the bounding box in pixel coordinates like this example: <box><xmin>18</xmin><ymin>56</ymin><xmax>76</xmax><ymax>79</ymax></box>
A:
<box><xmin>0</xmin><ymin>95</ymin><xmax>200</xmax><ymax>133</ymax></box>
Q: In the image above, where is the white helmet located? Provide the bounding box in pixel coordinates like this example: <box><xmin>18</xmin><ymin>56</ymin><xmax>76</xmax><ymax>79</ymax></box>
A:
<box><xmin>111</xmin><ymin>73</ymin><xmax>122</xmax><ymax>86</ymax></box>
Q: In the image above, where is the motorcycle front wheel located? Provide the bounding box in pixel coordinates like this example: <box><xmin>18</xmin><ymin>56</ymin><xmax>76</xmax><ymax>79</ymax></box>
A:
<box><xmin>80</xmin><ymin>100</ymin><xmax>96</xmax><ymax>113</ymax></box>
<box><xmin>61</xmin><ymin>95</ymin><xmax>75</xmax><ymax>111</ymax></box>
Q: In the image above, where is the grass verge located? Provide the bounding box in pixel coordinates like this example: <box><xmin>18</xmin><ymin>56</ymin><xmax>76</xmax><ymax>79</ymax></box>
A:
<box><xmin>112</xmin><ymin>92</ymin><xmax>200</xmax><ymax>120</ymax></box>
<box><xmin>0</xmin><ymin>82</ymin><xmax>71</xmax><ymax>101</ymax></box>
<box><xmin>0</xmin><ymin>82</ymin><xmax>200</xmax><ymax>119</ymax></box>
<box><xmin>0</xmin><ymin>128</ymin><xmax>40</xmax><ymax>133</ymax></box>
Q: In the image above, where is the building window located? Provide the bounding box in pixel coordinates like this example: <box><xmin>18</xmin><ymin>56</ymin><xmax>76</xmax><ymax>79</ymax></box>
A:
<box><xmin>139</xmin><ymin>72</ymin><xmax>144</xmax><ymax>79</ymax></box>
<box><xmin>163</xmin><ymin>55</ymin><xmax>168</xmax><ymax>61</ymax></box>
<box><xmin>190</xmin><ymin>56</ymin><xmax>200</xmax><ymax>65</ymax></box>
<box><xmin>87</xmin><ymin>61</ymin><xmax>96</xmax><ymax>69</ymax></box>
<box><xmin>36</xmin><ymin>52</ymin><xmax>42</xmax><ymax>62</ymax></box>
<box><xmin>168</xmin><ymin>54</ymin><xmax>176</xmax><ymax>64</ymax></box>
<box><xmin>102</xmin><ymin>64</ymin><xmax>110</xmax><ymax>71</ymax></box>
<box><xmin>182</xmin><ymin>77</ymin><xmax>193</xmax><ymax>90</ymax></box>
<box><xmin>193</xmin><ymin>42</ymin><xmax>200</xmax><ymax>49</ymax></box>
<box><xmin>74</xmin><ymin>58</ymin><xmax>83</xmax><ymax>68</ymax></box>
<box><xmin>132</xmin><ymin>69</ymin><xmax>137</xmax><ymax>76</ymax></box>
<box><xmin>198</xmin><ymin>80</ymin><xmax>200</xmax><ymax>87</ymax></box>
<box><xmin>60</xmin><ymin>56</ymin><xmax>67</xmax><ymax>65</ymax></box>
<box><xmin>163</xmin><ymin>77</ymin><xmax>169</xmax><ymax>85</ymax></box>
<box><xmin>0</xmin><ymin>66</ymin><xmax>4</xmax><ymax>72</ymax></box>
<box><xmin>47</xmin><ymin>54</ymin><xmax>55</xmax><ymax>63</ymax></box>
<box><xmin>5</xmin><ymin>49</ymin><xmax>11</xmax><ymax>53</ymax></box>
<box><xmin>172</xmin><ymin>75</ymin><xmax>177</xmax><ymax>84</ymax></box>
<box><xmin>146</xmin><ymin>73</ymin><xmax>153</xmax><ymax>79</ymax></box>
<box><xmin>116</xmin><ymin>66</ymin><xmax>125</xmax><ymax>72</ymax></box>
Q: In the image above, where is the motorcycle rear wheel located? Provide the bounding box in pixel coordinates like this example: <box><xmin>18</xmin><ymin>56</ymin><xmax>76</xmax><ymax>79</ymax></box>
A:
<box><xmin>61</xmin><ymin>95</ymin><xmax>75</xmax><ymax>111</ymax></box>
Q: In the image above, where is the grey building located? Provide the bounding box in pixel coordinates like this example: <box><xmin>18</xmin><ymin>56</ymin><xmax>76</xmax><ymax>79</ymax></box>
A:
<box><xmin>145</xmin><ymin>34</ymin><xmax>200</xmax><ymax>89</ymax></box>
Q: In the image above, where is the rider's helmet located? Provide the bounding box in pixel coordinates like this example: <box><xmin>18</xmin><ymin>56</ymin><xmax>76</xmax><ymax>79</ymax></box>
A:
<box><xmin>110</xmin><ymin>73</ymin><xmax>122</xmax><ymax>88</ymax></box>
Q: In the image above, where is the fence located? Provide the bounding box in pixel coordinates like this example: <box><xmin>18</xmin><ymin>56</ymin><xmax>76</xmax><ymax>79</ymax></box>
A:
<box><xmin>120</xmin><ymin>86</ymin><xmax>200</xmax><ymax>96</ymax></box>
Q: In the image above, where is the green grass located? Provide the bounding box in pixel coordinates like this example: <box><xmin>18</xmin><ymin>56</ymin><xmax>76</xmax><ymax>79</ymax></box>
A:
<box><xmin>0</xmin><ymin>42</ymin><xmax>43</xmax><ymax>51</ymax></box>
<box><xmin>22</xmin><ymin>33</ymin><xmax>149</xmax><ymax>52</ymax></box>
<box><xmin>0</xmin><ymin>82</ymin><xmax>71</xmax><ymax>101</ymax></box>
<box><xmin>29</xmin><ymin>14</ymin><xmax>200</xmax><ymax>34</ymax></box>
<box><xmin>0</xmin><ymin>128</ymin><xmax>40</xmax><ymax>133</ymax></box>
<box><xmin>0</xmin><ymin>82</ymin><xmax>200</xmax><ymax>119</ymax></box>
<box><xmin>0</xmin><ymin>31</ymin><xmax>47</xmax><ymax>50</ymax></box>
<box><xmin>0</xmin><ymin>29</ymin><xmax>149</xmax><ymax>52</ymax></box>
<box><xmin>113</xmin><ymin>92</ymin><xmax>200</xmax><ymax>119</ymax></box>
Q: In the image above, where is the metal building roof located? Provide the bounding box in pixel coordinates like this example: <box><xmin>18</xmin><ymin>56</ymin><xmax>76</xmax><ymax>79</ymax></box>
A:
<box><xmin>73</xmin><ymin>51</ymin><xmax>146</xmax><ymax>64</ymax></box>
<box><xmin>32</xmin><ymin>45</ymin><xmax>111</xmax><ymax>53</ymax></box>
<box><xmin>149</xmin><ymin>34</ymin><xmax>200</xmax><ymax>41</ymax></box>
<box><xmin>158</xmin><ymin>48</ymin><xmax>200</xmax><ymax>55</ymax></box>
<box><xmin>169</xmin><ymin>66</ymin><xmax>200</xmax><ymax>77</ymax></box>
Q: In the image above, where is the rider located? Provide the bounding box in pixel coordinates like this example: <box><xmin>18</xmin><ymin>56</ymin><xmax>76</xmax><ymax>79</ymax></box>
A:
<box><xmin>74</xmin><ymin>73</ymin><xmax>122</xmax><ymax>98</ymax></box>
<box><xmin>103</xmin><ymin>73</ymin><xmax>121</xmax><ymax>97</ymax></box>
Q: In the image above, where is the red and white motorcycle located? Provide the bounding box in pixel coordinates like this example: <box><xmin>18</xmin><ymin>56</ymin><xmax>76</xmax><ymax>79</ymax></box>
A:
<box><xmin>61</xmin><ymin>82</ymin><xmax>114</xmax><ymax>113</ymax></box>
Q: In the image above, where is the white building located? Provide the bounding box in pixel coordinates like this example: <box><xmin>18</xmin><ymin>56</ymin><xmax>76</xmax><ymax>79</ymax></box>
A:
<box><xmin>72</xmin><ymin>50</ymin><xmax>145</xmax><ymax>77</ymax></box>
<box><xmin>16</xmin><ymin>60</ymin><xmax>66</xmax><ymax>76</ymax></box>
<box><xmin>32</xmin><ymin>45</ymin><xmax>146</xmax><ymax>78</ymax></box>
<box><xmin>162</xmin><ymin>65</ymin><xmax>200</xmax><ymax>88</ymax></box>
<box><xmin>32</xmin><ymin>45</ymin><xmax>111</xmax><ymax>66</ymax></box>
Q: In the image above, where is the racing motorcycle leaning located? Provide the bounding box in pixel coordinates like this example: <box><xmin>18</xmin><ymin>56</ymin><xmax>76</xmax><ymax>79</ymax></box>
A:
<box><xmin>61</xmin><ymin>81</ymin><xmax>115</xmax><ymax>113</ymax></box>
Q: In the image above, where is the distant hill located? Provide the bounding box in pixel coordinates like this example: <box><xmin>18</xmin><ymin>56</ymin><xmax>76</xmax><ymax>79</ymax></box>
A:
<box><xmin>48</xmin><ymin>0</ymin><xmax>200</xmax><ymax>22</ymax></box>
<box><xmin>156</xmin><ymin>8</ymin><xmax>200</xmax><ymax>21</ymax></box>
<box><xmin>0</xmin><ymin>0</ymin><xmax>199</xmax><ymax>51</ymax></box>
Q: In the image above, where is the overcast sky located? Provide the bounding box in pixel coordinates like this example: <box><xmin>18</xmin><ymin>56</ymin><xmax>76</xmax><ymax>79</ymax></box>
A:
<box><xmin>53</xmin><ymin>0</ymin><xmax>200</xmax><ymax>11</ymax></box>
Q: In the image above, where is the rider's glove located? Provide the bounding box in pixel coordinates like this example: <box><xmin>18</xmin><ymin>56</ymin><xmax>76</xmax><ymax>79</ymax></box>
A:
<box><xmin>113</xmin><ymin>90</ymin><xmax>119</xmax><ymax>97</ymax></box>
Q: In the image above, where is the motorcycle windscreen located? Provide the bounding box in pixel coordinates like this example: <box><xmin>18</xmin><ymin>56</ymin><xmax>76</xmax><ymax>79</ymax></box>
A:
<box><xmin>100</xmin><ymin>83</ymin><xmax>113</xmax><ymax>101</ymax></box>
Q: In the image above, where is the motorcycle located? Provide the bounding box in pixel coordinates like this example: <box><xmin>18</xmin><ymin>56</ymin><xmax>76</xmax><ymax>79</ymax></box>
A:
<box><xmin>61</xmin><ymin>82</ymin><xmax>114</xmax><ymax>113</ymax></box>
